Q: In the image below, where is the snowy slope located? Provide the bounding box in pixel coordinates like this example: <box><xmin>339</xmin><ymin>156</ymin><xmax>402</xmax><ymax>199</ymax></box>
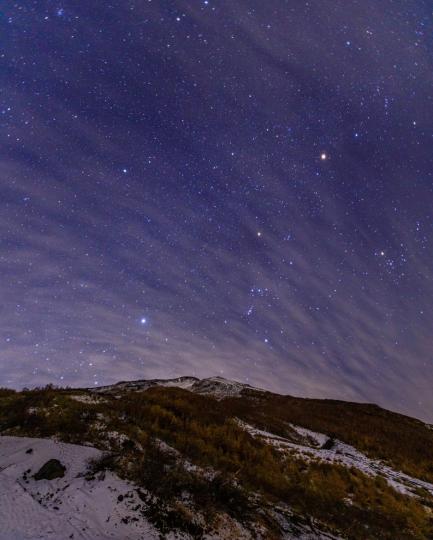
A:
<box><xmin>92</xmin><ymin>375</ymin><xmax>257</xmax><ymax>399</ymax></box>
<box><xmin>0</xmin><ymin>436</ymin><xmax>162</xmax><ymax>540</ymax></box>
<box><xmin>237</xmin><ymin>421</ymin><xmax>433</xmax><ymax>498</ymax></box>
<box><xmin>0</xmin><ymin>436</ymin><xmax>341</xmax><ymax>540</ymax></box>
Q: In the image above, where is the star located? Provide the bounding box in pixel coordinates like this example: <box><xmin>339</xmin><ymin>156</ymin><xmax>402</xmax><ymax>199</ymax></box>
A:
<box><xmin>140</xmin><ymin>317</ymin><xmax>147</xmax><ymax>325</ymax></box>
<box><xmin>320</xmin><ymin>153</ymin><xmax>328</xmax><ymax>161</ymax></box>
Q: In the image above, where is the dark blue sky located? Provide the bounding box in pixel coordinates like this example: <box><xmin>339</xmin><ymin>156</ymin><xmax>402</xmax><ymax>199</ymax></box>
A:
<box><xmin>1</xmin><ymin>1</ymin><xmax>433</xmax><ymax>421</ymax></box>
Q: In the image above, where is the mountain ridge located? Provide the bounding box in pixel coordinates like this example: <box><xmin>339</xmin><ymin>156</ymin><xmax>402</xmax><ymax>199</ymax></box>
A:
<box><xmin>91</xmin><ymin>375</ymin><xmax>260</xmax><ymax>399</ymax></box>
<box><xmin>91</xmin><ymin>374</ymin><xmax>430</xmax><ymax>424</ymax></box>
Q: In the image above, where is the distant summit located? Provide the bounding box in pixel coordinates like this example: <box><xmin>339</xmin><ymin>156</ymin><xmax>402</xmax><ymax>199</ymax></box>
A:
<box><xmin>91</xmin><ymin>375</ymin><xmax>259</xmax><ymax>399</ymax></box>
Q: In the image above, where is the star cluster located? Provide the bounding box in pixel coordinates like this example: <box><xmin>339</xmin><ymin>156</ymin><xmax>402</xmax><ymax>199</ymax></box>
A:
<box><xmin>1</xmin><ymin>1</ymin><xmax>433</xmax><ymax>420</ymax></box>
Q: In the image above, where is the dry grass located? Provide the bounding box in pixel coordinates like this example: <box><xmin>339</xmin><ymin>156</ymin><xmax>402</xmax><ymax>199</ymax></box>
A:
<box><xmin>1</xmin><ymin>385</ymin><xmax>432</xmax><ymax>539</ymax></box>
<box><xmin>221</xmin><ymin>390</ymin><xmax>433</xmax><ymax>483</ymax></box>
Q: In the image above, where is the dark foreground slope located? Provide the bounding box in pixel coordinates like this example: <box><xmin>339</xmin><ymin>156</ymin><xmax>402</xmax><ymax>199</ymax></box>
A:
<box><xmin>0</xmin><ymin>377</ymin><xmax>432</xmax><ymax>539</ymax></box>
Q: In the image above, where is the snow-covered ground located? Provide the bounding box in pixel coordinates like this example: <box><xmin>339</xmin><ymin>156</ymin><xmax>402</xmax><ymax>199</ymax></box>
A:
<box><xmin>0</xmin><ymin>436</ymin><xmax>267</xmax><ymax>540</ymax></box>
<box><xmin>0</xmin><ymin>435</ymin><xmax>344</xmax><ymax>540</ymax></box>
<box><xmin>0</xmin><ymin>436</ymin><xmax>162</xmax><ymax>540</ymax></box>
<box><xmin>237</xmin><ymin>420</ymin><xmax>433</xmax><ymax>498</ymax></box>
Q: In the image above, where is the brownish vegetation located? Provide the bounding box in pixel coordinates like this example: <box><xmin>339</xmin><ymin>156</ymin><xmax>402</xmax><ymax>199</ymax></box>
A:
<box><xmin>222</xmin><ymin>389</ymin><xmax>433</xmax><ymax>483</ymax></box>
<box><xmin>0</xmin><ymin>385</ymin><xmax>432</xmax><ymax>539</ymax></box>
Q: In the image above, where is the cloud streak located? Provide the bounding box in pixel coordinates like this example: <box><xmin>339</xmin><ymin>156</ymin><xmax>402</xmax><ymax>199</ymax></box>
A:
<box><xmin>1</xmin><ymin>0</ymin><xmax>432</xmax><ymax>421</ymax></box>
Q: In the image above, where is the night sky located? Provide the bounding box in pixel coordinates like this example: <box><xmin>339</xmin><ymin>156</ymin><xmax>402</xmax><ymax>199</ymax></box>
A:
<box><xmin>1</xmin><ymin>1</ymin><xmax>433</xmax><ymax>421</ymax></box>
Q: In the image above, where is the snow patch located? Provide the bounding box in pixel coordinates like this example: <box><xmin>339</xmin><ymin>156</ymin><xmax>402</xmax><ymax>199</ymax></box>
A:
<box><xmin>237</xmin><ymin>421</ymin><xmax>433</xmax><ymax>499</ymax></box>
<box><xmin>0</xmin><ymin>435</ymin><xmax>161</xmax><ymax>540</ymax></box>
<box><xmin>69</xmin><ymin>394</ymin><xmax>107</xmax><ymax>405</ymax></box>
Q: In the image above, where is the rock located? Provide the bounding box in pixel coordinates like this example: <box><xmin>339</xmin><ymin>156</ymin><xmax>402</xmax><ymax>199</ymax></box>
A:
<box><xmin>34</xmin><ymin>459</ymin><xmax>66</xmax><ymax>480</ymax></box>
<box><xmin>321</xmin><ymin>437</ymin><xmax>335</xmax><ymax>450</ymax></box>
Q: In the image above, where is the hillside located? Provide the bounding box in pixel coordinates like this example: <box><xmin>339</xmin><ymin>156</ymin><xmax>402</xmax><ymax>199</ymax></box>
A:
<box><xmin>0</xmin><ymin>377</ymin><xmax>432</xmax><ymax>539</ymax></box>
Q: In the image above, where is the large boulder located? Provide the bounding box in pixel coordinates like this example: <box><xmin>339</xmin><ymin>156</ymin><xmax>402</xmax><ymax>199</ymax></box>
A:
<box><xmin>34</xmin><ymin>459</ymin><xmax>66</xmax><ymax>480</ymax></box>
